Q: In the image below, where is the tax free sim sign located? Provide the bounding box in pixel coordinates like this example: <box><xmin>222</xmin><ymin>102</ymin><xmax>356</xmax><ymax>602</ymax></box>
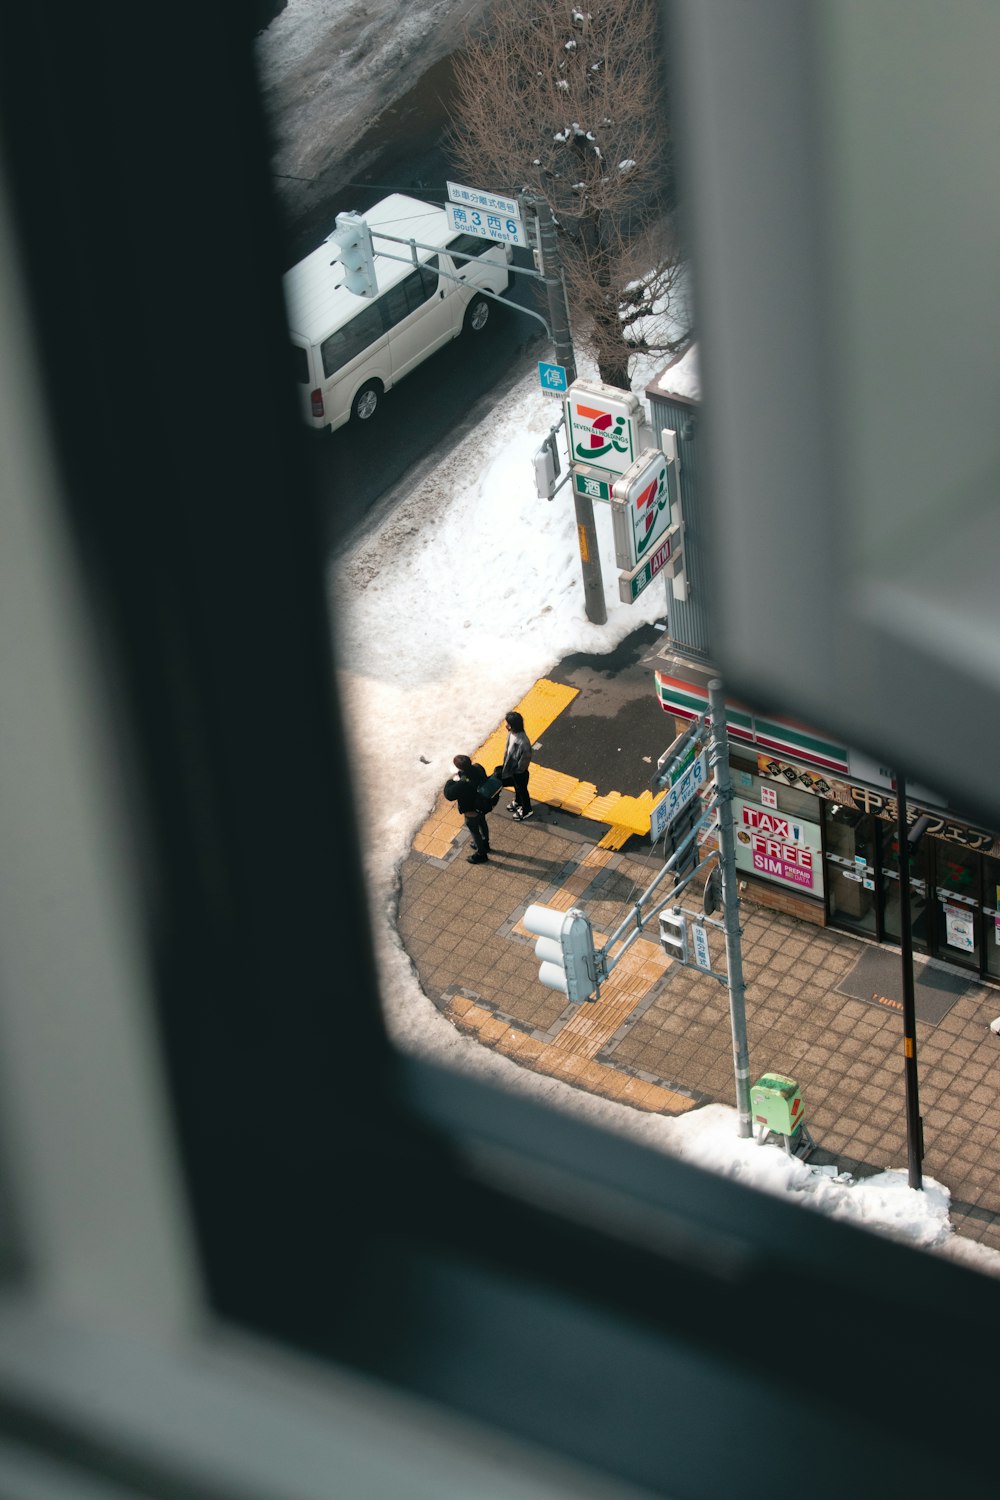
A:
<box><xmin>732</xmin><ymin>799</ymin><xmax>825</xmax><ymax>898</ymax></box>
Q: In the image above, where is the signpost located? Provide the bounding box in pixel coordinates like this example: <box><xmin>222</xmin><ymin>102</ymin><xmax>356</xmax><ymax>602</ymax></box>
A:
<box><xmin>539</xmin><ymin>361</ymin><xmax>568</xmax><ymax>395</ymax></box>
<box><xmin>573</xmin><ymin>466</ymin><xmax>613</xmax><ymax>502</ymax></box>
<box><xmin>446</xmin><ymin>181</ymin><xmax>521</xmax><ymax>218</ymax></box>
<box><xmin>610</xmin><ymin>449</ymin><xmax>673</xmax><ymax>570</ymax></box>
<box><xmin>692</xmin><ymin>923</ymin><xmax>712</xmax><ymax>972</ymax></box>
<box><xmin>444</xmin><ymin>201</ymin><xmax>527</xmax><ymax>248</ymax></box>
<box><xmin>650</xmin><ymin>751</ymin><xmax>708</xmax><ymax>843</ymax></box>
<box><xmin>564</xmin><ymin>380</ymin><xmax>642</xmax><ymax>478</ymax></box>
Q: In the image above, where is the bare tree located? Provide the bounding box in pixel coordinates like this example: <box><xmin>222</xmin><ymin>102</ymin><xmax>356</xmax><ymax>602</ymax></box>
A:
<box><xmin>448</xmin><ymin>0</ymin><xmax>688</xmax><ymax>388</ymax></box>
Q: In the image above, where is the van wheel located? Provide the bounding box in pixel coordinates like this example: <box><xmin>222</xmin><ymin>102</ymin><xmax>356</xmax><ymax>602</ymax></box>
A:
<box><xmin>464</xmin><ymin>295</ymin><xmax>490</xmax><ymax>334</ymax></box>
<box><xmin>351</xmin><ymin>381</ymin><xmax>382</xmax><ymax>423</ymax></box>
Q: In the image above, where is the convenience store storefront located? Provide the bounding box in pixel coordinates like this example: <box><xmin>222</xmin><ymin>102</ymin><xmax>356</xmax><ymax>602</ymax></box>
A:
<box><xmin>656</xmin><ymin>669</ymin><xmax>1000</xmax><ymax>984</ymax></box>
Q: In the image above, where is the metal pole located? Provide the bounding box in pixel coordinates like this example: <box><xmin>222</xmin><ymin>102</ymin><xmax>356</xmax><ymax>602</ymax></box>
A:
<box><xmin>529</xmin><ymin>194</ymin><xmax>606</xmax><ymax>626</ymax></box>
<box><xmin>895</xmin><ymin>773</ymin><xmax>924</xmax><ymax>1189</ymax></box>
<box><xmin>708</xmin><ymin>680</ymin><xmax>752</xmax><ymax>1137</ymax></box>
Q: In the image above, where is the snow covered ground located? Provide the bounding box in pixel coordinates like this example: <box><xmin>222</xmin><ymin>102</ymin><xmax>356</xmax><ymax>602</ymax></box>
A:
<box><xmin>261</xmin><ymin>0</ymin><xmax>1000</xmax><ymax>1276</ymax></box>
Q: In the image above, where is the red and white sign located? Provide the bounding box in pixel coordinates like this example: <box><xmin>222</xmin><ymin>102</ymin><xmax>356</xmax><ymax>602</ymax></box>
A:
<box><xmin>733</xmin><ymin>798</ymin><xmax>824</xmax><ymax>898</ymax></box>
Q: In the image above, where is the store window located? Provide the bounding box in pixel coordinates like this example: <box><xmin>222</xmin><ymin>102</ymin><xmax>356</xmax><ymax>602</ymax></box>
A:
<box><xmin>983</xmin><ymin>855</ymin><xmax>1000</xmax><ymax>982</ymax></box>
<box><xmin>934</xmin><ymin>840</ymin><xmax>982</xmax><ymax>971</ymax></box>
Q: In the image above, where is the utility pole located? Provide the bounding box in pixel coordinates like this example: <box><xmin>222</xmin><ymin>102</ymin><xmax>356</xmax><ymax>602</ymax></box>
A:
<box><xmin>708</xmin><ymin>679</ymin><xmax>752</xmax><ymax>1138</ymax></box>
<box><xmin>527</xmin><ymin>193</ymin><xmax>606</xmax><ymax>627</ymax></box>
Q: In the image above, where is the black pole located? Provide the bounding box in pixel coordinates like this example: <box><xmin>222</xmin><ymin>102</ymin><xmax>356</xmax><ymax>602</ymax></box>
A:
<box><xmin>895</xmin><ymin>773</ymin><xmax>923</xmax><ymax>1189</ymax></box>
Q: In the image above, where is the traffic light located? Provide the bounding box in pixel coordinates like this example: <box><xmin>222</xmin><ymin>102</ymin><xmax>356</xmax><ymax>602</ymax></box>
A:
<box><xmin>659</xmin><ymin>907</ymin><xmax>688</xmax><ymax>964</ymax></box>
<box><xmin>328</xmin><ymin>211</ymin><xmax>377</xmax><ymax>298</ymax></box>
<box><xmin>523</xmin><ymin>903</ymin><xmax>599</xmax><ymax>1002</ymax></box>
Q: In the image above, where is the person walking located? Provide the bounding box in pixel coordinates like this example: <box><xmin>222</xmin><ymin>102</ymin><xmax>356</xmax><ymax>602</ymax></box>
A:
<box><xmin>443</xmin><ymin>754</ymin><xmax>491</xmax><ymax>864</ymax></box>
<box><xmin>499</xmin><ymin>710</ymin><xmax>533</xmax><ymax>821</ymax></box>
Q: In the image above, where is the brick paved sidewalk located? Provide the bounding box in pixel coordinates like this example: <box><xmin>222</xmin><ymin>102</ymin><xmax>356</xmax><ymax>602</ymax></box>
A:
<box><xmin>397</xmin><ymin>801</ymin><xmax>1000</xmax><ymax>1260</ymax></box>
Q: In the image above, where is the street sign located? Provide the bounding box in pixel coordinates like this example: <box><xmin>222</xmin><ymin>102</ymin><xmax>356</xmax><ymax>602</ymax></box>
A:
<box><xmin>445</xmin><ymin>201</ymin><xmax>527</xmax><ymax>248</ymax></box>
<box><xmin>611</xmin><ymin>449</ymin><xmax>673</xmax><ymax>570</ymax></box>
<box><xmin>666</xmin><ymin>743</ymin><xmax>697</xmax><ymax>786</ymax></box>
<box><xmin>617</xmin><ymin>533</ymin><xmax>673</xmax><ymax>604</ymax></box>
<box><xmin>650</xmin><ymin>752</ymin><xmax>708</xmax><ymax>842</ymax></box>
<box><xmin>573</xmin><ymin>465</ymin><xmax>613</xmax><ymax>502</ymax></box>
<box><xmin>446</xmin><ymin>181</ymin><xmax>521</xmax><ymax>219</ymax></box>
<box><xmin>539</xmin><ymin>361</ymin><xmax>568</xmax><ymax>395</ymax></box>
<box><xmin>691</xmin><ymin>923</ymin><xmax>711</xmax><ymax>971</ymax></box>
<box><xmin>564</xmin><ymin>379</ymin><xmax>642</xmax><ymax>477</ymax></box>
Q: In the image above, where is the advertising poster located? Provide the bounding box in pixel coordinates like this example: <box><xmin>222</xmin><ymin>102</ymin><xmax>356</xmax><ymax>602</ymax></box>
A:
<box><xmin>945</xmin><ymin>904</ymin><xmax>975</xmax><ymax>952</ymax></box>
<box><xmin>733</xmin><ymin>798</ymin><xmax>824</xmax><ymax>899</ymax></box>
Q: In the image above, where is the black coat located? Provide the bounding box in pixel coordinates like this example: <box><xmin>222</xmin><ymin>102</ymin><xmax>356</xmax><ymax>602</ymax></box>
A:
<box><xmin>443</xmin><ymin>763</ymin><xmax>488</xmax><ymax>816</ymax></box>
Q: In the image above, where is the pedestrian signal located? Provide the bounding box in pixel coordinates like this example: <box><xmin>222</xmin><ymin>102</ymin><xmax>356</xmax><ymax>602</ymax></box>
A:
<box><xmin>523</xmin><ymin>903</ymin><xmax>599</xmax><ymax>1003</ymax></box>
<box><xmin>659</xmin><ymin>907</ymin><xmax>688</xmax><ymax>964</ymax></box>
<box><xmin>328</xmin><ymin>211</ymin><xmax>378</xmax><ymax>298</ymax></box>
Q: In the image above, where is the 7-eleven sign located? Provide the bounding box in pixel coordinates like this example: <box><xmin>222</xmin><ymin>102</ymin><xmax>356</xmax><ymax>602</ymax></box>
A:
<box><xmin>564</xmin><ymin>379</ymin><xmax>642</xmax><ymax>478</ymax></box>
<box><xmin>610</xmin><ymin>449</ymin><xmax>674</xmax><ymax>569</ymax></box>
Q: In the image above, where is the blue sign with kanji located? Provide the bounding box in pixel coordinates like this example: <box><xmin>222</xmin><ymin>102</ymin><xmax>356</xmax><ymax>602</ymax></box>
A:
<box><xmin>538</xmin><ymin>361</ymin><xmax>568</xmax><ymax>394</ymax></box>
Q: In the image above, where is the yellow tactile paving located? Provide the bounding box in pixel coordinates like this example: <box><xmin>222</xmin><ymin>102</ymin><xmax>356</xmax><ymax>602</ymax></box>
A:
<box><xmin>472</xmin><ymin>678</ymin><xmax>579</xmax><ymax>767</ymax></box>
<box><xmin>413</xmin><ymin>674</ymin><xmax>658</xmax><ymax>859</ymax></box>
<box><xmin>442</xmin><ymin>995</ymin><xmax>696</xmax><ymax>1117</ymax></box>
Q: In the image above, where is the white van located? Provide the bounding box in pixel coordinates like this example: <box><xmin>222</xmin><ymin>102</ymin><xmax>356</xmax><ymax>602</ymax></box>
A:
<box><xmin>284</xmin><ymin>193</ymin><xmax>512</xmax><ymax>433</ymax></box>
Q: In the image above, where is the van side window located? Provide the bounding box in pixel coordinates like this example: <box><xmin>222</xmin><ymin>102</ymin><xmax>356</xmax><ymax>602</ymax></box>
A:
<box><xmin>320</xmin><ymin>302</ymin><xmax>384</xmax><ymax>379</ymax></box>
<box><xmin>379</xmin><ymin>257</ymin><xmax>439</xmax><ymax>334</ymax></box>
<box><xmin>446</xmin><ymin>234</ymin><xmax>493</xmax><ymax>260</ymax></box>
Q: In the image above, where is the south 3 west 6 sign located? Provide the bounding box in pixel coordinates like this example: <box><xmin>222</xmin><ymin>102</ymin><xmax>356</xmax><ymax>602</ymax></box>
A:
<box><xmin>444</xmin><ymin>200</ymin><xmax>527</xmax><ymax>249</ymax></box>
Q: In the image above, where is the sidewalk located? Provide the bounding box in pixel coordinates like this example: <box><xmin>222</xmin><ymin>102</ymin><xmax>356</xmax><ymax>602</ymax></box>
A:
<box><xmin>396</xmin><ymin>628</ymin><xmax>1000</xmax><ymax>1258</ymax></box>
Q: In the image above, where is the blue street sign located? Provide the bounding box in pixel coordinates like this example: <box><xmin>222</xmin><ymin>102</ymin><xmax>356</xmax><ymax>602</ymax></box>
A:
<box><xmin>538</xmin><ymin>361</ymin><xmax>568</xmax><ymax>395</ymax></box>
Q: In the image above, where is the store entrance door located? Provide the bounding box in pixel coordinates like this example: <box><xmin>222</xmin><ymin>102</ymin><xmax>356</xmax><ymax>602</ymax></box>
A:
<box><xmin>880</xmin><ymin>830</ymin><xmax>930</xmax><ymax>955</ymax></box>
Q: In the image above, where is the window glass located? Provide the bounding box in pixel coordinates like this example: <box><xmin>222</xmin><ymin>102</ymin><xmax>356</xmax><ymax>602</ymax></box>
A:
<box><xmin>320</xmin><ymin>302</ymin><xmax>384</xmax><ymax>379</ymax></box>
<box><xmin>290</xmin><ymin>343</ymin><xmax>309</xmax><ymax>384</ymax></box>
<box><xmin>446</xmin><ymin>233</ymin><xmax>493</xmax><ymax>261</ymax></box>
<box><xmin>379</xmin><ymin>260</ymin><xmax>439</xmax><ymax>333</ymax></box>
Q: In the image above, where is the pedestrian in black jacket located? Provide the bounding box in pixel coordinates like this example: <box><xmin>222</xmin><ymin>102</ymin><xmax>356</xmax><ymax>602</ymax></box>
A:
<box><xmin>498</xmin><ymin>710</ymin><xmax>533</xmax><ymax>820</ymax></box>
<box><xmin>443</xmin><ymin>754</ymin><xmax>491</xmax><ymax>864</ymax></box>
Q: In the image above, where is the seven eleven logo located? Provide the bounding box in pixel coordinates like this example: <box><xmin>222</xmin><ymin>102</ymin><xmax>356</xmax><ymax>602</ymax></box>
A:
<box><xmin>571</xmin><ymin>403</ymin><xmax>631</xmax><ymax>462</ymax></box>
<box><xmin>634</xmin><ymin>463</ymin><xmax>669</xmax><ymax>558</ymax></box>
